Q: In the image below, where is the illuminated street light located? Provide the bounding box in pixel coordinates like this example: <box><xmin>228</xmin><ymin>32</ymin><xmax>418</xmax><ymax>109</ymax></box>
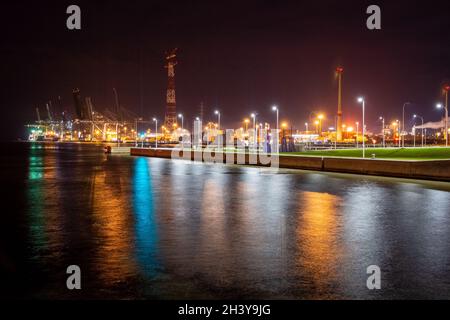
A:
<box><xmin>436</xmin><ymin>102</ymin><xmax>448</xmax><ymax>147</ymax></box>
<box><xmin>214</xmin><ymin>110</ymin><xmax>221</xmax><ymax>130</ymax></box>
<box><xmin>251</xmin><ymin>113</ymin><xmax>257</xmax><ymax>150</ymax></box>
<box><xmin>314</xmin><ymin>120</ymin><xmax>320</xmax><ymax>134</ymax></box>
<box><xmin>272</xmin><ymin>105</ymin><xmax>279</xmax><ymax>153</ymax></box>
<box><xmin>178</xmin><ymin>113</ymin><xmax>184</xmax><ymax>148</ymax></box>
<box><xmin>305</xmin><ymin>122</ymin><xmax>308</xmax><ymax>132</ymax></box>
<box><xmin>356</xmin><ymin>121</ymin><xmax>359</xmax><ymax>149</ymax></box>
<box><xmin>178</xmin><ymin>113</ymin><xmax>184</xmax><ymax>131</ymax></box>
<box><xmin>192</xmin><ymin>117</ymin><xmax>201</xmax><ymax>148</ymax></box>
<box><xmin>379</xmin><ymin>116</ymin><xmax>385</xmax><ymax>148</ymax></box>
<box><xmin>402</xmin><ymin>102</ymin><xmax>411</xmax><ymax>147</ymax></box>
<box><xmin>213</xmin><ymin>110</ymin><xmax>222</xmax><ymax>150</ymax></box>
<box><xmin>316</xmin><ymin>114</ymin><xmax>324</xmax><ymax>134</ymax></box>
<box><xmin>152</xmin><ymin>118</ymin><xmax>158</xmax><ymax>149</ymax></box>
<box><xmin>317</xmin><ymin>114</ymin><xmax>325</xmax><ymax>135</ymax></box>
<box><xmin>244</xmin><ymin>118</ymin><xmax>250</xmax><ymax>131</ymax></box>
<box><xmin>357</xmin><ymin>97</ymin><xmax>365</xmax><ymax>158</ymax></box>
<box><xmin>261</xmin><ymin>122</ymin><xmax>264</xmax><ymax>143</ymax></box>
<box><xmin>413</xmin><ymin>114</ymin><xmax>424</xmax><ymax>147</ymax></box>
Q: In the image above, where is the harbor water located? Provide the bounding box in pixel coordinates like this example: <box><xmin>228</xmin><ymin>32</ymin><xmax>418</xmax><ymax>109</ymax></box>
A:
<box><xmin>1</xmin><ymin>142</ymin><xmax>450</xmax><ymax>299</ymax></box>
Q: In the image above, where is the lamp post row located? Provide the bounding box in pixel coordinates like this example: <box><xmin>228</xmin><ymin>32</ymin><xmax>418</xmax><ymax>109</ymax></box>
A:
<box><xmin>146</xmin><ymin>93</ymin><xmax>449</xmax><ymax>151</ymax></box>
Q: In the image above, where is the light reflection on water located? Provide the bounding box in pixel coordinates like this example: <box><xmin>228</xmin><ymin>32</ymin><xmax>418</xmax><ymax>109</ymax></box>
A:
<box><xmin>133</xmin><ymin>157</ymin><xmax>160</xmax><ymax>279</ymax></box>
<box><xmin>9</xmin><ymin>143</ymin><xmax>450</xmax><ymax>299</ymax></box>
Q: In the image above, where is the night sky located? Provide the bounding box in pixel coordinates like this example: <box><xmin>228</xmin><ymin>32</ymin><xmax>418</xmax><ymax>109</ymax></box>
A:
<box><xmin>2</xmin><ymin>0</ymin><xmax>450</xmax><ymax>140</ymax></box>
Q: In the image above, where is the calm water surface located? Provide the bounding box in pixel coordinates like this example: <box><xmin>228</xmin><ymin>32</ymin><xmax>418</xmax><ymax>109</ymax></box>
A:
<box><xmin>1</xmin><ymin>142</ymin><xmax>450</xmax><ymax>299</ymax></box>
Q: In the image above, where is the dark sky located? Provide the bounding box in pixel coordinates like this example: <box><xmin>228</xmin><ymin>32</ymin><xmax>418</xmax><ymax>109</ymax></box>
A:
<box><xmin>2</xmin><ymin>0</ymin><xmax>450</xmax><ymax>139</ymax></box>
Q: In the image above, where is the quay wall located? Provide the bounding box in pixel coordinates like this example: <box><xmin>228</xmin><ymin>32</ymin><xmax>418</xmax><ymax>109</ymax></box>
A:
<box><xmin>130</xmin><ymin>148</ymin><xmax>450</xmax><ymax>182</ymax></box>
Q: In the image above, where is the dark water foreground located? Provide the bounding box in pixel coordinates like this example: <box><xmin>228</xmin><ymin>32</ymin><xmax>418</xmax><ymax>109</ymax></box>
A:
<box><xmin>1</xmin><ymin>142</ymin><xmax>450</xmax><ymax>299</ymax></box>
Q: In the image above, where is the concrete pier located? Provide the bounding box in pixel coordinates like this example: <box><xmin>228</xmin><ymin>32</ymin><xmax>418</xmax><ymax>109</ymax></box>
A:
<box><xmin>130</xmin><ymin>148</ymin><xmax>450</xmax><ymax>182</ymax></box>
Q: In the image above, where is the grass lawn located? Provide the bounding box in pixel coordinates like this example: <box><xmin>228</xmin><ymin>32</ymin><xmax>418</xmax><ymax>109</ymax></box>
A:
<box><xmin>283</xmin><ymin>147</ymin><xmax>450</xmax><ymax>160</ymax></box>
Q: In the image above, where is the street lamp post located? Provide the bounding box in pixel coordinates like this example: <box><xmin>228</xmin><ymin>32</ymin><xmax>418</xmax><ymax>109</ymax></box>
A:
<box><xmin>356</xmin><ymin>121</ymin><xmax>359</xmax><ymax>149</ymax></box>
<box><xmin>379</xmin><ymin>116</ymin><xmax>385</xmax><ymax>148</ymax></box>
<box><xmin>334</xmin><ymin>116</ymin><xmax>337</xmax><ymax>150</ymax></box>
<box><xmin>437</xmin><ymin>102</ymin><xmax>448</xmax><ymax>147</ymax></box>
<box><xmin>305</xmin><ymin>122</ymin><xmax>311</xmax><ymax>146</ymax></box>
<box><xmin>243</xmin><ymin>119</ymin><xmax>248</xmax><ymax>132</ymax></box>
<box><xmin>214</xmin><ymin>110</ymin><xmax>221</xmax><ymax>150</ymax></box>
<box><xmin>214</xmin><ymin>110</ymin><xmax>221</xmax><ymax>130</ymax></box>
<box><xmin>357</xmin><ymin>97</ymin><xmax>365</xmax><ymax>158</ymax></box>
<box><xmin>272</xmin><ymin>106</ymin><xmax>279</xmax><ymax>153</ymax></box>
<box><xmin>413</xmin><ymin>114</ymin><xmax>424</xmax><ymax>147</ymax></box>
<box><xmin>402</xmin><ymin>102</ymin><xmax>411</xmax><ymax>147</ymax></box>
<box><xmin>194</xmin><ymin>116</ymin><xmax>202</xmax><ymax>148</ymax></box>
<box><xmin>152</xmin><ymin>118</ymin><xmax>158</xmax><ymax>149</ymax></box>
<box><xmin>178</xmin><ymin>113</ymin><xmax>184</xmax><ymax>148</ymax></box>
<box><xmin>178</xmin><ymin>113</ymin><xmax>184</xmax><ymax>132</ymax></box>
<box><xmin>251</xmin><ymin>113</ymin><xmax>257</xmax><ymax>150</ymax></box>
<box><xmin>259</xmin><ymin>122</ymin><xmax>263</xmax><ymax>150</ymax></box>
<box><xmin>442</xmin><ymin>85</ymin><xmax>449</xmax><ymax>147</ymax></box>
<box><xmin>135</xmin><ymin>119</ymin><xmax>138</xmax><ymax>147</ymax></box>
<box><xmin>317</xmin><ymin>114</ymin><xmax>324</xmax><ymax>135</ymax></box>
